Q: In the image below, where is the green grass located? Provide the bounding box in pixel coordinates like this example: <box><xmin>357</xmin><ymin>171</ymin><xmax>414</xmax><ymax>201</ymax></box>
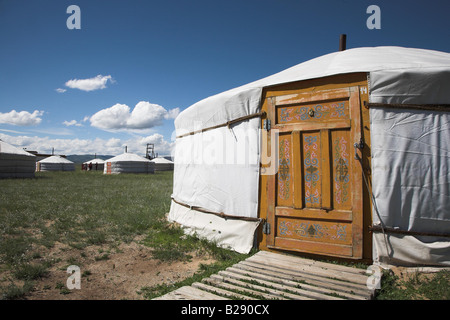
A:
<box><xmin>0</xmin><ymin>168</ymin><xmax>173</xmax><ymax>299</ymax></box>
<box><xmin>1</xmin><ymin>166</ymin><xmax>448</xmax><ymax>300</ymax></box>
<box><xmin>0</xmin><ymin>168</ymin><xmax>172</xmax><ymax>255</ymax></box>
<box><xmin>0</xmin><ymin>167</ymin><xmax>252</xmax><ymax>300</ymax></box>
<box><xmin>375</xmin><ymin>269</ymin><xmax>450</xmax><ymax>300</ymax></box>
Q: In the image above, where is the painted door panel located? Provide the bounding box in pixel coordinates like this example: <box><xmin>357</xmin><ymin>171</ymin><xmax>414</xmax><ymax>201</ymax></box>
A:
<box><xmin>266</xmin><ymin>87</ymin><xmax>363</xmax><ymax>258</ymax></box>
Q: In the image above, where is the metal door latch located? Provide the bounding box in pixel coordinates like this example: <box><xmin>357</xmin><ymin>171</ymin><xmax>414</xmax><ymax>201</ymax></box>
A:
<box><xmin>263</xmin><ymin>119</ymin><xmax>271</xmax><ymax>131</ymax></box>
<box><xmin>263</xmin><ymin>221</ymin><xmax>271</xmax><ymax>234</ymax></box>
<box><xmin>354</xmin><ymin>138</ymin><xmax>364</xmax><ymax>160</ymax></box>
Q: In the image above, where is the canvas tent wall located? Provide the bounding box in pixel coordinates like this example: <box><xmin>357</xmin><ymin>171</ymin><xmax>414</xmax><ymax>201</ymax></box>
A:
<box><xmin>0</xmin><ymin>140</ymin><xmax>36</xmax><ymax>178</ymax></box>
<box><xmin>103</xmin><ymin>152</ymin><xmax>154</xmax><ymax>174</ymax></box>
<box><xmin>37</xmin><ymin>155</ymin><xmax>75</xmax><ymax>172</ymax></box>
<box><xmin>150</xmin><ymin>157</ymin><xmax>174</xmax><ymax>171</ymax></box>
<box><xmin>168</xmin><ymin>46</ymin><xmax>450</xmax><ymax>266</ymax></box>
<box><xmin>84</xmin><ymin>158</ymin><xmax>105</xmax><ymax>171</ymax></box>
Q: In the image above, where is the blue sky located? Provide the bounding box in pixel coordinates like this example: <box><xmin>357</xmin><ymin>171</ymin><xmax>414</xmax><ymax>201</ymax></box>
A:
<box><xmin>0</xmin><ymin>0</ymin><xmax>449</xmax><ymax>157</ymax></box>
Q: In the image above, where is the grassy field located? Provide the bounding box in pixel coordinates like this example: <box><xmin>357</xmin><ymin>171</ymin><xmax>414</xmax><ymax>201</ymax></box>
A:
<box><xmin>0</xmin><ymin>168</ymin><xmax>250</xmax><ymax>299</ymax></box>
<box><xmin>0</xmin><ymin>167</ymin><xmax>448</xmax><ymax>300</ymax></box>
<box><xmin>0</xmin><ymin>169</ymin><xmax>173</xmax><ymax>254</ymax></box>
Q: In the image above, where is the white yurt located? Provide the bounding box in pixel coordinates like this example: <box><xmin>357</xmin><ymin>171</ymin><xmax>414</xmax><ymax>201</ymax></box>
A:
<box><xmin>0</xmin><ymin>140</ymin><xmax>36</xmax><ymax>178</ymax></box>
<box><xmin>83</xmin><ymin>158</ymin><xmax>105</xmax><ymax>171</ymax></box>
<box><xmin>169</xmin><ymin>46</ymin><xmax>450</xmax><ymax>266</ymax></box>
<box><xmin>103</xmin><ymin>152</ymin><xmax>154</xmax><ymax>174</ymax></box>
<box><xmin>37</xmin><ymin>155</ymin><xmax>75</xmax><ymax>172</ymax></box>
<box><xmin>150</xmin><ymin>157</ymin><xmax>174</xmax><ymax>171</ymax></box>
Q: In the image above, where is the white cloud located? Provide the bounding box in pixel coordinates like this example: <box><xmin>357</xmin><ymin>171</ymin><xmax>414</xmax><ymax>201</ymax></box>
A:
<box><xmin>105</xmin><ymin>137</ymin><xmax>122</xmax><ymax>149</ymax></box>
<box><xmin>0</xmin><ymin>132</ymin><xmax>174</xmax><ymax>157</ymax></box>
<box><xmin>0</xmin><ymin>128</ymin><xmax>27</xmax><ymax>134</ymax></box>
<box><xmin>65</xmin><ymin>75</ymin><xmax>113</xmax><ymax>92</ymax></box>
<box><xmin>90</xmin><ymin>101</ymin><xmax>179</xmax><ymax>131</ymax></box>
<box><xmin>127</xmin><ymin>101</ymin><xmax>168</xmax><ymax>129</ymax></box>
<box><xmin>165</xmin><ymin>107</ymin><xmax>180</xmax><ymax>120</ymax></box>
<box><xmin>63</xmin><ymin>120</ymin><xmax>83</xmax><ymax>127</ymax></box>
<box><xmin>0</xmin><ymin>109</ymin><xmax>44</xmax><ymax>126</ymax></box>
<box><xmin>90</xmin><ymin>103</ymin><xmax>130</xmax><ymax>130</ymax></box>
<box><xmin>55</xmin><ymin>88</ymin><xmax>67</xmax><ymax>93</ymax></box>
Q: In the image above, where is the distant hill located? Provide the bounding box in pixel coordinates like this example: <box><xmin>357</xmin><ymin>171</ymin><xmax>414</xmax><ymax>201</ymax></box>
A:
<box><xmin>67</xmin><ymin>154</ymin><xmax>114</xmax><ymax>164</ymax></box>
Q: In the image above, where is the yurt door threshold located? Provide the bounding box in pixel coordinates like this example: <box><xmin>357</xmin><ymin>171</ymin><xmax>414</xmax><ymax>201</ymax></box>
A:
<box><xmin>263</xmin><ymin>84</ymin><xmax>365</xmax><ymax>259</ymax></box>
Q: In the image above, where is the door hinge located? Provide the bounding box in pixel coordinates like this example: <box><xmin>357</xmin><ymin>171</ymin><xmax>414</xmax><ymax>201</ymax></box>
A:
<box><xmin>263</xmin><ymin>221</ymin><xmax>271</xmax><ymax>234</ymax></box>
<box><xmin>263</xmin><ymin>119</ymin><xmax>271</xmax><ymax>131</ymax></box>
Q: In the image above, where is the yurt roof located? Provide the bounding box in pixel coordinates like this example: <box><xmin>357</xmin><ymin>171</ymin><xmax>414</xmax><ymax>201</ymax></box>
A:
<box><xmin>105</xmin><ymin>152</ymin><xmax>151</xmax><ymax>162</ymax></box>
<box><xmin>0</xmin><ymin>140</ymin><xmax>36</xmax><ymax>157</ymax></box>
<box><xmin>83</xmin><ymin>158</ymin><xmax>105</xmax><ymax>164</ymax></box>
<box><xmin>175</xmin><ymin>46</ymin><xmax>450</xmax><ymax>133</ymax></box>
<box><xmin>150</xmin><ymin>157</ymin><xmax>174</xmax><ymax>163</ymax></box>
<box><xmin>38</xmin><ymin>155</ymin><xmax>74</xmax><ymax>163</ymax></box>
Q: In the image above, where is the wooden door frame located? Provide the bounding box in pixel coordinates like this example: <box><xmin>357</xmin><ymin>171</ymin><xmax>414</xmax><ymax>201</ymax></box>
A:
<box><xmin>258</xmin><ymin>73</ymin><xmax>372</xmax><ymax>262</ymax></box>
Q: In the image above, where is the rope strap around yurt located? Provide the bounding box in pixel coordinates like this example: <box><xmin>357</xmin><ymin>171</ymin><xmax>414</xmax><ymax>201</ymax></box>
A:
<box><xmin>365</xmin><ymin>102</ymin><xmax>450</xmax><ymax>111</ymax></box>
<box><xmin>171</xmin><ymin>197</ymin><xmax>262</xmax><ymax>222</ymax></box>
<box><xmin>369</xmin><ymin>226</ymin><xmax>450</xmax><ymax>238</ymax></box>
<box><xmin>175</xmin><ymin>111</ymin><xmax>266</xmax><ymax>139</ymax></box>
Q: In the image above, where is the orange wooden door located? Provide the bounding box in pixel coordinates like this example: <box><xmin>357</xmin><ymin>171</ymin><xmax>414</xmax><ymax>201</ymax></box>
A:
<box><xmin>265</xmin><ymin>86</ymin><xmax>363</xmax><ymax>258</ymax></box>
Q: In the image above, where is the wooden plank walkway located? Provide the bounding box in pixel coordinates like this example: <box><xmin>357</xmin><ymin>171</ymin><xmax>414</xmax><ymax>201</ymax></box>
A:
<box><xmin>154</xmin><ymin>251</ymin><xmax>375</xmax><ymax>300</ymax></box>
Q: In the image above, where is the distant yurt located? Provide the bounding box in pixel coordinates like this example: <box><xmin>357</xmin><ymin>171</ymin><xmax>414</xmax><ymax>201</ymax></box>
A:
<box><xmin>150</xmin><ymin>157</ymin><xmax>174</xmax><ymax>171</ymax></box>
<box><xmin>0</xmin><ymin>140</ymin><xmax>36</xmax><ymax>178</ymax></box>
<box><xmin>83</xmin><ymin>158</ymin><xmax>105</xmax><ymax>171</ymax></box>
<box><xmin>103</xmin><ymin>152</ymin><xmax>154</xmax><ymax>174</ymax></box>
<box><xmin>37</xmin><ymin>155</ymin><xmax>75</xmax><ymax>172</ymax></box>
<box><xmin>169</xmin><ymin>46</ymin><xmax>450</xmax><ymax>267</ymax></box>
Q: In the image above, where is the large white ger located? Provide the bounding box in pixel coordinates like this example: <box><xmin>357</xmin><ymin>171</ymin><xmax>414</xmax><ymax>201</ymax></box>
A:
<box><xmin>169</xmin><ymin>46</ymin><xmax>450</xmax><ymax>267</ymax></box>
<box><xmin>0</xmin><ymin>140</ymin><xmax>36</xmax><ymax>178</ymax></box>
<box><xmin>103</xmin><ymin>152</ymin><xmax>154</xmax><ymax>174</ymax></box>
<box><xmin>37</xmin><ymin>155</ymin><xmax>75</xmax><ymax>172</ymax></box>
<box><xmin>150</xmin><ymin>157</ymin><xmax>174</xmax><ymax>171</ymax></box>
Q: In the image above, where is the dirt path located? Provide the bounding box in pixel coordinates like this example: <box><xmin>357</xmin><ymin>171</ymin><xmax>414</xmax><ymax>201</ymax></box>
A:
<box><xmin>15</xmin><ymin>238</ymin><xmax>214</xmax><ymax>300</ymax></box>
